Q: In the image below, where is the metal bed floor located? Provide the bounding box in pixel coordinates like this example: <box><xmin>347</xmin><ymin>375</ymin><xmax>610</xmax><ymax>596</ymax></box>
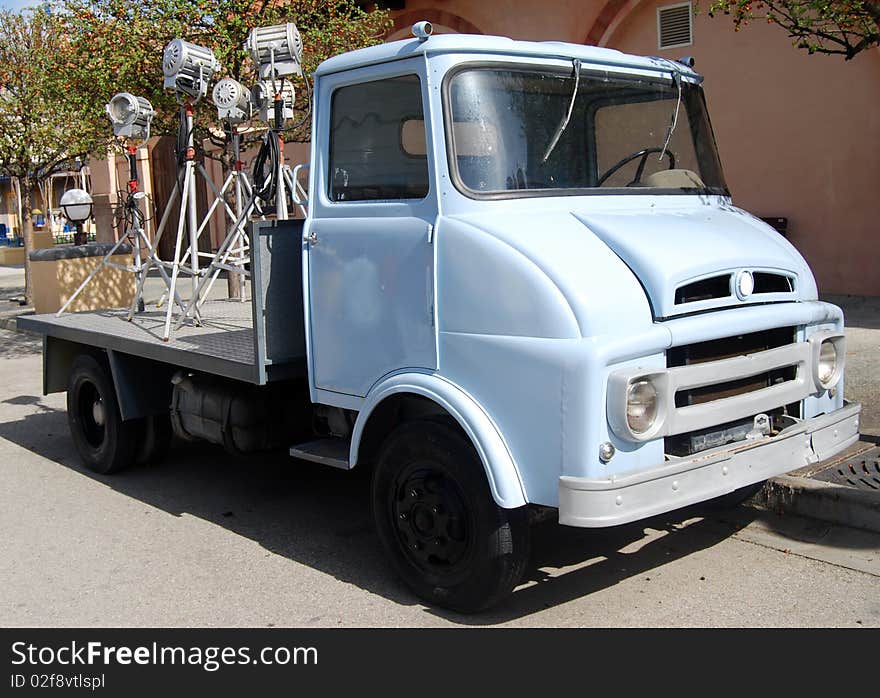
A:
<box><xmin>18</xmin><ymin>299</ymin><xmax>261</xmax><ymax>382</ymax></box>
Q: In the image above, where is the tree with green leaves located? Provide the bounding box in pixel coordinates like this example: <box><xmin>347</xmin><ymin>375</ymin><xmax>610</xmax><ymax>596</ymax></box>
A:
<box><xmin>705</xmin><ymin>1</ymin><xmax>880</xmax><ymax>59</ymax></box>
<box><xmin>0</xmin><ymin>7</ymin><xmax>113</xmax><ymax>305</ymax></box>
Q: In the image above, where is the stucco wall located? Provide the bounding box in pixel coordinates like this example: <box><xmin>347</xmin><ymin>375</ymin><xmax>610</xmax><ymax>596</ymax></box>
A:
<box><xmin>391</xmin><ymin>0</ymin><xmax>601</xmax><ymax>41</ymax></box>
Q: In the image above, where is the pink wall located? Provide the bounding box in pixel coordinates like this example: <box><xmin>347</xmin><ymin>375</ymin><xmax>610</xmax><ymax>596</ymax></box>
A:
<box><xmin>395</xmin><ymin>0</ymin><xmax>601</xmax><ymax>41</ymax></box>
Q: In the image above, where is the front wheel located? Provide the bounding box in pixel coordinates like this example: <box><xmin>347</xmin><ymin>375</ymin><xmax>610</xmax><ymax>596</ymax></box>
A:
<box><xmin>371</xmin><ymin>421</ymin><xmax>530</xmax><ymax>613</ymax></box>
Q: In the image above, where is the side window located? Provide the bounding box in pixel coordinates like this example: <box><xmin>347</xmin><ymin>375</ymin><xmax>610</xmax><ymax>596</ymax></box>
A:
<box><xmin>328</xmin><ymin>74</ymin><xmax>429</xmax><ymax>202</ymax></box>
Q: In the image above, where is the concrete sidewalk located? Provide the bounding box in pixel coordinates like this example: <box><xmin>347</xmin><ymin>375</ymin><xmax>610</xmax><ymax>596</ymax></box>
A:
<box><xmin>2</xmin><ymin>262</ymin><xmax>879</xmax><ymax>532</ymax></box>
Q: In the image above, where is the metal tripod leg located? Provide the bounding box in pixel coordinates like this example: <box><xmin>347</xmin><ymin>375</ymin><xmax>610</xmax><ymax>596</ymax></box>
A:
<box><xmin>125</xmin><ymin>225</ymin><xmax>193</xmax><ymax>322</ymax></box>
<box><xmin>163</xmin><ymin>159</ymin><xmax>194</xmax><ymax>341</ymax></box>
<box><xmin>170</xmin><ymin>164</ymin><xmax>239</xmax><ymax>280</ymax></box>
<box><xmin>174</xmin><ymin>191</ymin><xmax>260</xmax><ymax>328</ymax></box>
<box><xmin>198</xmin><ymin>167</ymin><xmax>253</xmax><ymax>306</ymax></box>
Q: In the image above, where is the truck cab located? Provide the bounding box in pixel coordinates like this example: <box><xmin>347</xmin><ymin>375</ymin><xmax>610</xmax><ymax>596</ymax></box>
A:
<box><xmin>302</xmin><ymin>30</ymin><xmax>859</xmax><ymax>605</ymax></box>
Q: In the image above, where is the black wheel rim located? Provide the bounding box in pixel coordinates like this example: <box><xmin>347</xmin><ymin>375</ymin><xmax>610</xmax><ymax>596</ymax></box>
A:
<box><xmin>390</xmin><ymin>461</ymin><xmax>473</xmax><ymax>575</ymax></box>
<box><xmin>76</xmin><ymin>380</ymin><xmax>106</xmax><ymax>449</ymax></box>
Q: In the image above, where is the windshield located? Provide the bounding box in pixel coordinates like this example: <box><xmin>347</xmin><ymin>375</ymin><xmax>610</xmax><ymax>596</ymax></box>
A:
<box><xmin>445</xmin><ymin>66</ymin><xmax>728</xmax><ymax>197</ymax></box>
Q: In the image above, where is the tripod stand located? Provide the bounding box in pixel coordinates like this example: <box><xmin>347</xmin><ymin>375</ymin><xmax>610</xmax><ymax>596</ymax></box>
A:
<box><xmin>145</xmin><ymin>101</ymin><xmax>242</xmax><ymax>340</ymax></box>
<box><xmin>190</xmin><ymin>129</ymin><xmax>257</xmax><ymax>306</ymax></box>
<box><xmin>173</xmin><ymin>117</ymin><xmax>289</xmax><ymax>330</ymax></box>
<box><xmin>56</xmin><ymin>144</ymin><xmax>187</xmax><ymax>318</ymax></box>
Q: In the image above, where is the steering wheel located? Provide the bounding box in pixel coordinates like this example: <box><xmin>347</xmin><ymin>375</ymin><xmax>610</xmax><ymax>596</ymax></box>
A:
<box><xmin>597</xmin><ymin>147</ymin><xmax>676</xmax><ymax>187</ymax></box>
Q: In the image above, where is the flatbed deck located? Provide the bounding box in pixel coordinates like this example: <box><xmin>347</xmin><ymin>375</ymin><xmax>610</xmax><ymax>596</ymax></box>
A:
<box><xmin>18</xmin><ymin>220</ymin><xmax>307</xmax><ymax>385</ymax></box>
<box><xmin>18</xmin><ymin>300</ymin><xmax>267</xmax><ymax>383</ymax></box>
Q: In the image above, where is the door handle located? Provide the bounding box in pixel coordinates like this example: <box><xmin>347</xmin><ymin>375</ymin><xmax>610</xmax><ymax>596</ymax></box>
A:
<box><xmin>304</xmin><ymin>230</ymin><xmax>318</xmax><ymax>245</ymax></box>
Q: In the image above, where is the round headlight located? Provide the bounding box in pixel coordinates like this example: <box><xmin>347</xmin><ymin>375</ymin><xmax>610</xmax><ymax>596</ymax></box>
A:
<box><xmin>817</xmin><ymin>340</ymin><xmax>839</xmax><ymax>387</ymax></box>
<box><xmin>626</xmin><ymin>379</ymin><xmax>658</xmax><ymax>434</ymax></box>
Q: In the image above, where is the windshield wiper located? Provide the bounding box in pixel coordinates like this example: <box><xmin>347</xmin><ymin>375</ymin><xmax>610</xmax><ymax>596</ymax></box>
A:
<box><xmin>542</xmin><ymin>58</ymin><xmax>581</xmax><ymax>163</ymax></box>
<box><xmin>658</xmin><ymin>71</ymin><xmax>682</xmax><ymax>163</ymax></box>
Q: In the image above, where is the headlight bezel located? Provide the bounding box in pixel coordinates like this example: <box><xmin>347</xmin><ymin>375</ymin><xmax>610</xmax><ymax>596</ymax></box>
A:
<box><xmin>608</xmin><ymin>371</ymin><xmax>669</xmax><ymax>442</ymax></box>
<box><xmin>809</xmin><ymin>331</ymin><xmax>845</xmax><ymax>391</ymax></box>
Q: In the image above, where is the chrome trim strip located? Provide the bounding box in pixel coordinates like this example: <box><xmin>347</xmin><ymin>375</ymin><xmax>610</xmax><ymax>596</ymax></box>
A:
<box><xmin>608</xmin><ymin>331</ymin><xmax>845</xmax><ymax>442</ymax></box>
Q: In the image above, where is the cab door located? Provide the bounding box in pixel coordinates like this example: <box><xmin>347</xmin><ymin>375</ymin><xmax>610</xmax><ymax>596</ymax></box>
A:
<box><xmin>305</xmin><ymin>62</ymin><xmax>437</xmax><ymax>399</ymax></box>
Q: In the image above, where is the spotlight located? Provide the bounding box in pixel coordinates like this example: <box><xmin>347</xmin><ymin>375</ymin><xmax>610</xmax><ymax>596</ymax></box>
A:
<box><xmin>106</xmin><ymin>93</ymin><xmax>155</xmax><ymax>141</ymax></box>
<box><xmin>251</xmin><ymin>80</ymin><xmax>295</xmax><ymax>123</ymax></box>
<box><xmin>162</xmin><ymin>38</ymin><xmax>220</xmax><ymax>99</ymax></box>
<box><xmin>212</xmin><ymin>78</ymin><xmax>252</xmax><ymax>124</ymax></box>
<box><xmin>246</xmin><ymin>23</ymin><xmax>303</xmax><ymax>79</ymax></box>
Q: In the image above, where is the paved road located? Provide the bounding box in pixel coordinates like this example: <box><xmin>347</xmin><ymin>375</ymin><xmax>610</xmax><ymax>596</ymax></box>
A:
<box><xmin>0</xmin><ymin>325</ymin><xmax>878</xmax><ymax>627</ymax></box>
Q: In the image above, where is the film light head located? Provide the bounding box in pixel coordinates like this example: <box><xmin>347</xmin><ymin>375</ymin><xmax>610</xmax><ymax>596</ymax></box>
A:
<box><xmin>212</xmin><ymin>78</ymin><xmax>252</xmax><ymax>124</ymax></box>
<box><xmin>106</xmin><ymin>93</ymin><xmax>155</xmax><ymax>141</ymax></box>
<box><xmin>246</xmin><ymin>23</ymin><xmax>303</xmax><ymax>79</ymax></box>
<box><xmin>162</xmin><ymin>38</ymin><xmax>220</xmax><ymax>99</ymax></box>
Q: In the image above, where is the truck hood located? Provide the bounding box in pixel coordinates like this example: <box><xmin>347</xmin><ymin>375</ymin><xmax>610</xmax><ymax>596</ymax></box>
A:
<box><xmin>573</xmin><ymin>204</ymin><xmax>817</xmax><ymax>318</ymax></box>
<box><xmin>445</xmin><ymin>201</ymin><xmax>818</xmax><ymax>338</ymax></box>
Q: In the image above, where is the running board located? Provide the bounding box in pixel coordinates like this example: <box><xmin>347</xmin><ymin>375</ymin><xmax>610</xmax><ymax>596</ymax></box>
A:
<box><xmin>289</xmin><ymin>438</ymin><xmax>351</xmax><ymax>469</ymax></box>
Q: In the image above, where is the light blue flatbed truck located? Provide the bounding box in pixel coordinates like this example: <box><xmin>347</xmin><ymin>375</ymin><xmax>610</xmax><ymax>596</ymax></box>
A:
<box><xmin>20</xmin><ymin>26</ymin><xmax>861</xmax><ymax>612</ymax></box>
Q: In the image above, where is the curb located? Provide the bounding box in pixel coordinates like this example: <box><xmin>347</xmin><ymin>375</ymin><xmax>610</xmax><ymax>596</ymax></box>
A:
<box><xmin>755</xmin><ymin>475</ymin><xmax>880</xmax><ymax>534</ymax></box>
<box><xmin>0</xmin><ymin>310</ymin><xmax>33</xmax><ymax>332</ymax></box>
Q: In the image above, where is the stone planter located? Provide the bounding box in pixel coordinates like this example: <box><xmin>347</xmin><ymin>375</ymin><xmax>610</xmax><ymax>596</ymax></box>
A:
<box><xmin>29</xmin><ymin>243</ymin><xmax>136</xmax><ymax>314</ymax></box>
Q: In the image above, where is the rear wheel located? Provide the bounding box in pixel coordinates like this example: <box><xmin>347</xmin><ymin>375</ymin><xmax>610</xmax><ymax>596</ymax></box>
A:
<box><xmin>67</xmin><ymin>354</ymin><xmax>140</xmax><ymax>474</ymax></box>
<box><xmin>371</xmin><ymin>421</ymin><xmax>530</xmax><ymax>613</ymax></box>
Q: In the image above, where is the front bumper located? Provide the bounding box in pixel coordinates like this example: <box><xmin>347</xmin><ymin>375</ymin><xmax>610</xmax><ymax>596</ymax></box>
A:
<box><xmin>558</xmin><ymin>401</ymin><xmax>861</xmax><ymax>527</ymax></box>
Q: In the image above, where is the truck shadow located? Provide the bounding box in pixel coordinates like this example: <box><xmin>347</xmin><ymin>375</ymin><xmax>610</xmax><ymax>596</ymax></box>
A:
<box><xmin>0</xmin><ymin>400</ymin><xmax>868</xmax><ymax>624</ymax></box>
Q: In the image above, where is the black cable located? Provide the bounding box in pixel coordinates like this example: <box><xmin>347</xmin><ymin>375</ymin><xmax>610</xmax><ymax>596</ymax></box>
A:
<box><xmin>281</xmin><ymin>74</ymin><xmax>313</xmax><ymax>135</ymax></box>
<box><xmin>252</xmin><ymin>129</ymin><xmax>280</xmax><ymax>204</ymax></box>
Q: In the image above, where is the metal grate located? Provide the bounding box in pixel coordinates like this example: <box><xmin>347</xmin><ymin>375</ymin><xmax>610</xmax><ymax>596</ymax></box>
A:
<box><xmin>675</xmin><ymin>274</ymin><xmax>731</xmax><ymax>305</ymax></box>
<box><xmin>753</xmin><ymin>272</ymin><xmax>793</xmax><ymax>294</ymax></box>
<box><xmin>658</xmin><ymin>3</ymin><xmax>693</xmax><ymax>49</ymax></box>
<box><xmin>813</xmin><ymin>447</ymin><xmax>880</xmax><ymax>491</ymax></box>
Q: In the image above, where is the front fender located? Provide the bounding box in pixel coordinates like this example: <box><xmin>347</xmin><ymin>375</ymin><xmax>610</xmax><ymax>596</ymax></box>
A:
<box><xmin>350</xmin><ymin>372</ymin><xmax>528</xmax><ymax>509</ymax></box>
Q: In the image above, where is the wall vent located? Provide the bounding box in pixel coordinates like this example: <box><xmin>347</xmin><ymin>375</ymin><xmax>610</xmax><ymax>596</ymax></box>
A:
<box><xmin>658</xmin><ymin>2</ymin><xmax>693</xmax><ymax>50</ymax></box>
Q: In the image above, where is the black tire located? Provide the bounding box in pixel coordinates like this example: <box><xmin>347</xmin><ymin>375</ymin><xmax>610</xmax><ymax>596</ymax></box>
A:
<box><xmin>66</xmin><ymin>354</ymin><xmax>140</xmax><ymax>475</ymax></box>
<box><xmin>371</xmin><ymin>421</ymin><xmax>530</xmax><ymax>613</ymax></box>
<box><xmin>705</xmin><ymin>479</ymin><xmax>767</xmax><ymax>510</ymax></box>
<box><xmin>136</xmin><ymin>413</ymin><xmax>173</xmax><ymax>465</ymax></box>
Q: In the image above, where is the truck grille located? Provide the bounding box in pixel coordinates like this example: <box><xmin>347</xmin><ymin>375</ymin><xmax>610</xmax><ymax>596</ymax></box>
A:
<box><xmin>673</xmin><ymin>272</ymin><xmax>795</xmax><ymax>307</ymax></box>
<box><xmin>674</xmin><ymin>275</ymin><xmax>730</xmax><ymax>304</ymax></box>
<box><xmin>665</xmin><ymin>327</ymin><xmax>800</xmax><ymax>457</ymax></box>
